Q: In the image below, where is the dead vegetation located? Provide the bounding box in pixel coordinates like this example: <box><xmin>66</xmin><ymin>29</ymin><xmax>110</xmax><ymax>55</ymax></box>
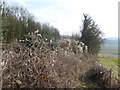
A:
<box><xmin>0</xmin><ymin>33</ymin><xmax>118</xmax><ymax>88</ymax></box>
<box><xmin>81</xmin><ymin>65</ymin><xmax>118</xmax><ymax>88</ymax></box>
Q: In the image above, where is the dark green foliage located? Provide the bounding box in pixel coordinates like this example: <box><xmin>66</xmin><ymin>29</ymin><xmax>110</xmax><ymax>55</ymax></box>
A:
<box><xmin>40</xmin><ymin>23</ymin><xmax>60</xmax><ymax>42</ymax></box>
<box><xmin>81</xmin><ymin>14</ymin><xmax>104</xmax><ymax>55</ymax></box>
<box><xmin>20</xmin><ymin>36</ymin><xmax>33</xmax><ymax>48</ymax></box>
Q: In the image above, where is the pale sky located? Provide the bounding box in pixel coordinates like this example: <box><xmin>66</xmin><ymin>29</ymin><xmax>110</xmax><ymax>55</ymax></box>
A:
<box><xmin>6</xmin><ymin>0</ymin><xmax>119</xmax><ymax>37</ymax></box>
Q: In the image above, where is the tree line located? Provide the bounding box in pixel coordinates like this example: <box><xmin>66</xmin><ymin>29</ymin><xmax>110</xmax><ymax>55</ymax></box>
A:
<box><xmin>0</xmin><ymin>1</ymin><xmax>60</xmax><ymax>43</ymax></box>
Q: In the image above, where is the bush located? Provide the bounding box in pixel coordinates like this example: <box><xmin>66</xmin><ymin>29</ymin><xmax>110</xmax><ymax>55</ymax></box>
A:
<box><xmin>81</xmin><ymin>65</ymin><xmax>118</xmax><ymax>88</ymax></box>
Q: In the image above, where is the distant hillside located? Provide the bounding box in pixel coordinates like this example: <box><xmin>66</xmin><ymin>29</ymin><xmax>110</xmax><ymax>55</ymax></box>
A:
<box><xmin>104</xmin><ymin>37</ymin><xmax>119</xmax><ymax>46</ymax></box>
<box><xmin>100</xmin><ymin>37</ymin><xmax>119</xmax><ymax>55</ymax></box>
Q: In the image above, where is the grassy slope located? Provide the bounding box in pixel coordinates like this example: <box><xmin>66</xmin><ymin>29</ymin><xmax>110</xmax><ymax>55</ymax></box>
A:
<box><xmin>99</xmin><ymin>41</ymin><xmax>119</xmax><ymax>80</ymax></box>
<box><xmin>100</xmin><ymin>45</ymin><xmax>118</xmax><ymax>55</ymax></box>
<box><xmin>97</xmin><ymin>54</ymin><xmax>119</xmax><ymax>81</ymax></box>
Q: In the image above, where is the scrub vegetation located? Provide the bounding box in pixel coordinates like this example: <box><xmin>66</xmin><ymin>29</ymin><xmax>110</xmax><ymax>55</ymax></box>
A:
<box><xmin>0</xmin><ymin>0</ymin><xmax>119</xmax><ymax>89</ymax></box>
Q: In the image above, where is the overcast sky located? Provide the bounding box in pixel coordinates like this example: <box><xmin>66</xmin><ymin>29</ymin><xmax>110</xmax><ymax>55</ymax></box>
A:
<box><xmin>6</xmin><ymin>0</ymin><xmax>119</xmax><ymax>37</ymax></box>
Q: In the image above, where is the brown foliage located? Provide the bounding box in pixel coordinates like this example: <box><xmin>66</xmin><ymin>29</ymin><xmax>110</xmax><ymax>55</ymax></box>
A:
<box><xmin>0</xmin><ymin>34</ymin><xmax>118</xmax><ymax>88</ymax></box>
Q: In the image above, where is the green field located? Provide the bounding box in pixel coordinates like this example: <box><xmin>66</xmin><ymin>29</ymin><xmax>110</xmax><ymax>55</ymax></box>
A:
<box><xmin>100</xmin><ymin>44</ymin><xmax>118</xmax><ymax>55</ymax></box>
<box><xmin>97</xmin><ymin>54</ymin><xmax>119</xmax><ymax>81</ymax></box>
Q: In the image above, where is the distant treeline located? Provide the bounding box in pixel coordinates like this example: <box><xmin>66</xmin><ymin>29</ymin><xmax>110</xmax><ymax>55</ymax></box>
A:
<box><xmin>0</xmin><ymin>1</ymin><xmax>60</xmax><ymax>43</ymax></box>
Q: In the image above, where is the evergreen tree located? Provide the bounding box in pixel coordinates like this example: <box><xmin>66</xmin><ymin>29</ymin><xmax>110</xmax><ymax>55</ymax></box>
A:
<box><xmin>81</xmin><ymin>14</ymin><xmax>104</xmax><ymax>55</ymax></box>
